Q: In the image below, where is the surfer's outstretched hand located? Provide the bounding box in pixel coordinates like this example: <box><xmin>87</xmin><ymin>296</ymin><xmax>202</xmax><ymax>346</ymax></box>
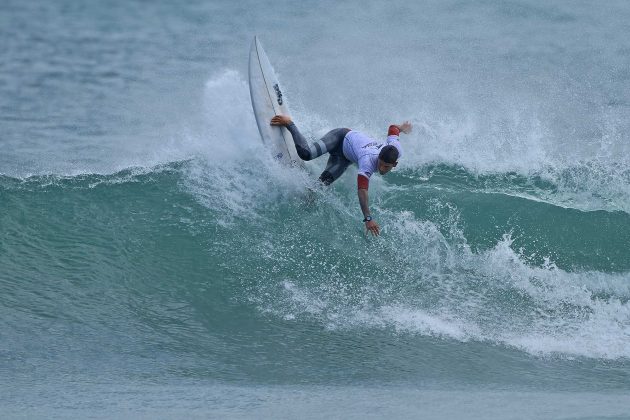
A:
<box><xmin>271</xmin><ymin>115</ymin><xmax>292</xmax><ymax>126</ymax></box>
<box><xmin>398</xmin><ymin>121</ymin><xmax>413</xmax><ymax>134</ymax></box>
<box><xmin>366</xmin><ymin>219</ymin><xmax>380</xmax><ymax>236</ymax></box>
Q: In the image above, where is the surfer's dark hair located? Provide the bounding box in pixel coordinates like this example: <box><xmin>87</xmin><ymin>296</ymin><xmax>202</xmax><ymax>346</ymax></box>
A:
<box><xmin>378</xmin><ymin>145</ymin><xmax>399</xmax><ymax>164</ymax></box>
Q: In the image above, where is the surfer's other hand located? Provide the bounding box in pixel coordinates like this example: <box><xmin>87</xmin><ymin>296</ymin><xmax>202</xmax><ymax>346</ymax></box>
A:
<box><xmin>365</xmin><ymin>219</ymin><xmax>380</xmax><ymax>236</ymax></box>
<box><xmin>271</xmin><ymin>115</ymin><xmax>292</xmax><ymax>126</ymax></box>
<box><xmin>398</xmin><ymin>121</ymin><xmax>412</xmax><ymax>134</ymax></box>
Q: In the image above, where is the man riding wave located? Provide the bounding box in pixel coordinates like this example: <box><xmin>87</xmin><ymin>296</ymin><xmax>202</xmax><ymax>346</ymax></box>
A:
<box><xmin>270</xmin><ymin>115</ymin><xmax>412</xmax><ymax>236</ymax></box>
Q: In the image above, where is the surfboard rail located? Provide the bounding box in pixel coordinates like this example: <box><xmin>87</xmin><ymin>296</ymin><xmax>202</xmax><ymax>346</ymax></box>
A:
<box><xmin>248</xmin><ymin>36</ymin><xmax>303</xmax><ymax>167</ymax></box>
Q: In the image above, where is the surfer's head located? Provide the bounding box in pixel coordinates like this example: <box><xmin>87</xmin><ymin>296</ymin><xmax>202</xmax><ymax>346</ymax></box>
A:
<box><xmin>377</xmin><ymin>145</ymin><xmax>399</xmax><ymax>175</ymax></box>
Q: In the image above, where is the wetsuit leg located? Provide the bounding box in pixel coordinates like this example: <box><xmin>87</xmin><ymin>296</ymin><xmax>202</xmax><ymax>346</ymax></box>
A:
<box><xmin>318</xmin><ymin>152</ymin><xmax>352</xmax><ymax>185</ymax></box>
<box><xmin>317</xmin><ymin>129</ymin><xmax>352</xmax><ymax>185</ymax></box>
<box><xmin>285</xmin><ymin>124</ymin><xmax>350</xmax><ymax>162</ymax></box>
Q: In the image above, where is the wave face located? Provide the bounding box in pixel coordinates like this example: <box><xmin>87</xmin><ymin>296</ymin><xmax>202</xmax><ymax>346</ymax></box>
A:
<box><xmin>2</xmin><ymin>0</ymin><xmax>630</xmax><ymax>417</ymax></box>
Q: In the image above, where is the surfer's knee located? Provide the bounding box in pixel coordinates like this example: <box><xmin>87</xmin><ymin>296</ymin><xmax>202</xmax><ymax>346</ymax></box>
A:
<box><xmin>295</xmin><ymin>147</ymin><xmax>312</xmax><ymax>161</ymax></box>
<box><xmin>318</xmin><ymin>171</ymin><xmax>335</xmax><ymax>186</ymax></box>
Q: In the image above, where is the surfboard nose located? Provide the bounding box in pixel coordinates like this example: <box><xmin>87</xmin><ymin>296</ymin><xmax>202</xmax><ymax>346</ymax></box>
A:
<box><xmin>247</xmin><ymin>37</ymin><xmax>304</xmax><ymax>167</ymax></box>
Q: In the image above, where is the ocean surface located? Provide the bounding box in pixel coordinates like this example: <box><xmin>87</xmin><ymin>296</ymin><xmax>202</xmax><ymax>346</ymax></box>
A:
<box><xmin>2</xmin><ymin>0</ymin><xmax>630</xmax><ymax>418</ymax></box>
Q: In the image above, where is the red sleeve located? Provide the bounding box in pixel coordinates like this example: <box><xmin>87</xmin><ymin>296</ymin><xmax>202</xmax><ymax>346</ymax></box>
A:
<box><xmin>388</xmin><ymin>125</ymin><xmax>400</xmax><ymax>136</ymax></box>
<box><xmin>357</xmin><ymin>174</ymin><xmax>369</xmax><ymax>190</ymax></box>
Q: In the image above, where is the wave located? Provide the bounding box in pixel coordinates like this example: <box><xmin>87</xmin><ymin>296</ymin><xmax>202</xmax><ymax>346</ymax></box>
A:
<box><xmin>4</xmin><ymin>69</ymin><xmax>630</xmax><ymax>214</ymax></box>
<box><xmin>4</xmin><ymin>156</ymin><xmax>629</xmax><ymax>362</ymax></box>
<box><xmin>2</xmin><ymin>70</ymin><xmax>630</xmax><ymax>364</ymax></box>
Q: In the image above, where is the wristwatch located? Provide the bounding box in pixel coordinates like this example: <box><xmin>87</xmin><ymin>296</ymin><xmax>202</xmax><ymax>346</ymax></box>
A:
<box><xmin>363</xmin><ymin>216</ymin><xmax>373</xmax><ymax>222</ymax></box>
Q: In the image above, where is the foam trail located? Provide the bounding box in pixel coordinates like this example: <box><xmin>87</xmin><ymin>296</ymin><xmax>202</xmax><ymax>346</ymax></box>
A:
<box><xmin>250</xmin><ymin>205</ymin><xmax>630</xmax><ymax>360</ymax></box>
<box><xmin>181</xmin><ymin>70</ymin><xmax>315</xmax><ymax>224</ymax></box>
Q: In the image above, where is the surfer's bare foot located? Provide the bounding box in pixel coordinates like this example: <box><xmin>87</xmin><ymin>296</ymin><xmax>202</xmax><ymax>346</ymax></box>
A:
<box><xmin>271</xmin><ymin>115</ymin><xmax>292</xmax><ymax>126</ymax></box>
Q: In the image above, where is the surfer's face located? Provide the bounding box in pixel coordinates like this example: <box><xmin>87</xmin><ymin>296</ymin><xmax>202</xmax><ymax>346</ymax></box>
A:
<box><xmin>378</xmin><ymin>159</ymin><xmax>397</xmax><ymax>175</ymax></box>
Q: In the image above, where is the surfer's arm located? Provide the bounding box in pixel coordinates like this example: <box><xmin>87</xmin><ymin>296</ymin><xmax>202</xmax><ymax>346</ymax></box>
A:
<box><xmin>389</xmin><ymin>121</ymin><xmax>412</xmax><ymax>135</ymax></box>
<box><xmin>358</xmin><ymin>176</ymin><xmax>380</xmax><ymax>236</ymax></box>
<box><xmin>358</xmin><ymin>178</ymin><xmax>371</xmax><ymax>217</ymax></box>
<box><xmin>270</xmin><ymin>115</ymin><xmax>292</xmax><ymax>126</ymax></box>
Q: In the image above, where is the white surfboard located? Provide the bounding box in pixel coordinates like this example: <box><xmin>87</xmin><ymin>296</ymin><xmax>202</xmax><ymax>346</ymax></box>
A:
<box><xmin>248</xmin><ymin>37</ymin><xmax>303</xmax><ymax>167</ymax></box>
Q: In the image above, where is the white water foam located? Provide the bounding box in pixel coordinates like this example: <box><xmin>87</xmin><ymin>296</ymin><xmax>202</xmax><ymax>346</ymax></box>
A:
<box><xmin>181</xmin><ymin>70</ymin><xmax>315</xmax><ymax>225</ymax></box>
<box><xmin>201</xmin><ymin>68</ymin><xmax>630</xmax><ymax>214</ymax></box>
<box><xmin>8</xmin><ymin>63</ymin><xmax>627</xmax><ymax>215</ymax></box>
<box><xmin>251</xmin><ymin>203</ymin><xmax>630</xmax><ymax>360</ymax></box>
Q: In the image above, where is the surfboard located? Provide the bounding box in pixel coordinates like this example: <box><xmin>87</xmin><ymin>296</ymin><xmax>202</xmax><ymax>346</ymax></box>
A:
<box><xmin>248</xmin><ymin>37</ymin><xmax>303</xmax><ymax>167</ymax></box>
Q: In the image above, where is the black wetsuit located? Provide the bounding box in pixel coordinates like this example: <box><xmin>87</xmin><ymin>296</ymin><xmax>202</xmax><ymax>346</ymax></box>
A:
<box><xmin>286</xmin><ymin>123</ymin><xmax>351</xmax><ymax>185</ymax></box>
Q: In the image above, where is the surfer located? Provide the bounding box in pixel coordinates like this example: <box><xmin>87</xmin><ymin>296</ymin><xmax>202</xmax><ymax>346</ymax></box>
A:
<box><xmin>271</xmin><ymin>115</ymin><xmax>412</xmax><ymax>236</ymax></box>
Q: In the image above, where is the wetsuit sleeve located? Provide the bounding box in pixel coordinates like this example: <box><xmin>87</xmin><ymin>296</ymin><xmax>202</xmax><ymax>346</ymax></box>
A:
<box><xmin>357</xmin><ymin>156</ymin><xmax>373</xmax><ymax>190</ymax></box>
<box><xmin>357</xmin><ymin>174</ymin><xmax>369</xmax><ymax>190</ymax></box>
<box><xmin>284</xmin><ymin>122</ymin><xmax>312</xmax><ymax>161</ymax></box>
<box><xmin>388</xmin><ymin>125</ymin><xmax>400</xmax><ymax>136</ymax></box>
<box><xmin>387</xmin><ymin>125</ymin><xmax>401</xmax><ymax>143</ymax></box>
<box><xmin>386</xmin><ymin>125</ymin><xmax>403</xmax><ymax>158</ymax></box>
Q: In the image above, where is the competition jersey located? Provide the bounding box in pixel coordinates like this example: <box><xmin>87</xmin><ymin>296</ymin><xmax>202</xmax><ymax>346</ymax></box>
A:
<box><xmin>342</xmin><ymin>125</ymin><xmax>403</xmax><ymax>189</ymax></box>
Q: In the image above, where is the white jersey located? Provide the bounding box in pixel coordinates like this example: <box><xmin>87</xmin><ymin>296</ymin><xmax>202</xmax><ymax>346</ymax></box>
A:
<box><xmin>342</xmin><ymin>128</ymin><xmax>403</xmax><ymax>180</ymax></box>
